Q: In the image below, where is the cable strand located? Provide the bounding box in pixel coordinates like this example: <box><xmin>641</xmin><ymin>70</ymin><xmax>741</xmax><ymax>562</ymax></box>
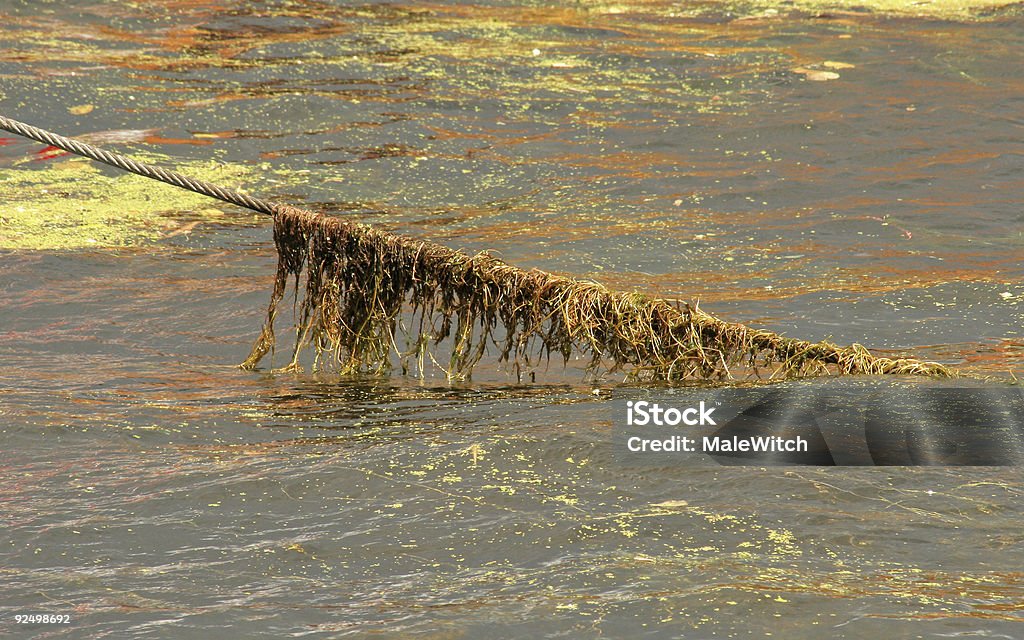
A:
<box><xmin>0</xmin><ymin>114</ymin><xmax>276</xmax><ymax>216</ymax></box>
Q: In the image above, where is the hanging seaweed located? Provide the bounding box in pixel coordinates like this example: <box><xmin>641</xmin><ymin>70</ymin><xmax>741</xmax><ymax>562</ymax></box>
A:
<box><xmin>239</xmin><ymin>205</ymin><xmax>954</xmax><ymax>381</ymax></box>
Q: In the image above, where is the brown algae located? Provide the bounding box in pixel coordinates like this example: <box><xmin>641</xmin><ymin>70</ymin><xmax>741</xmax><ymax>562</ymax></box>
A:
<box><xmin>242</xmin><ymin>205</ymin><xmax>954</xmax><ymax>381</ymax></box>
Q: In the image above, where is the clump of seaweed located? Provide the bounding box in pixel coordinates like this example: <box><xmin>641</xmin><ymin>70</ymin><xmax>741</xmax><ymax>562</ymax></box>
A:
<box><xmin>241</xmin><ymin>205</ymin><xmax>955</xmax><ymax>381</ymax></box>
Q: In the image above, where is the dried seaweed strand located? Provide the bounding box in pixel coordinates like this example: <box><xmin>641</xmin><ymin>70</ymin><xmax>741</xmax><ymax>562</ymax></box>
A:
<box><xmin>241</xmin><ymin>205</ymin><xmax>955</xmax><ymax>381</ymax></box>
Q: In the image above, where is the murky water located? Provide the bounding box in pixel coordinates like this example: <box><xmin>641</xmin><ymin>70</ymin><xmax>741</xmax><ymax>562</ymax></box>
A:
<box><xmin>2</xmin><ymin>1</ymin><xmax>1024</xmax><ymax>637</ymax></box>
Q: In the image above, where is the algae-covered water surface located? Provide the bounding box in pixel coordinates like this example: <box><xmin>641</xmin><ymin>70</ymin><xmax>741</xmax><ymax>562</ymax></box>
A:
<box><xmin>2</xmin><ymin>1</ymin><xmax>1024</xmax><ymax>638</ymax></box>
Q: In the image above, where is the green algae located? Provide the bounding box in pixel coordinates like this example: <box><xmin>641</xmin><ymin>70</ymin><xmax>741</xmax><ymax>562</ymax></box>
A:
<box><xmin>0</xmin><ymin>156</ymin><xmax>273</xmax><ymax>250</ymax></box>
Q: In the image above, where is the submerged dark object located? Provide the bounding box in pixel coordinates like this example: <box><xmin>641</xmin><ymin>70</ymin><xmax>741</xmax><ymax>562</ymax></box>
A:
<box><xmin>0</xmin><ymin>114</ymin><xmax>956</xmax><ymax>381</ymax></box>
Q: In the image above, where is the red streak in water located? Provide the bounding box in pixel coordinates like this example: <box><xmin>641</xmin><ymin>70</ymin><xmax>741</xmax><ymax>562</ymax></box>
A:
<box><xmin>31</xmin><ymin>145</ymin><xmax>69</xmax><ymax>161</ymax></box>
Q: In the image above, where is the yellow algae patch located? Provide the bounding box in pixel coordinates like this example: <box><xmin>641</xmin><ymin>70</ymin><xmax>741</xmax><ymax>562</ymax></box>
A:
<box><xmin>725</xmin><ymin>0</ymin><xmax>1021</xmax><ymax>20</ymax></box>
<box><xmin>411</xmin><ymin>0</ymin><xmax>1024</xmax><ymax>23</ymax></box>
<box><xmin>0</xmin><ymin>156</ymin><xmax>272</xmax><ymax>250</ymax></box>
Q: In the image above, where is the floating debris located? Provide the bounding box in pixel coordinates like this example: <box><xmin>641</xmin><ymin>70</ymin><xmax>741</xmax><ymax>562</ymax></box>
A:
<box><xmin>792</xmin><ymin>67</ymin><xmax>841</xmax><ymax>81</ymax></box>
<box><xmin>241</xmin><ymin>205</ymin><xmax>955</xmax><ymax>381</ymax></box>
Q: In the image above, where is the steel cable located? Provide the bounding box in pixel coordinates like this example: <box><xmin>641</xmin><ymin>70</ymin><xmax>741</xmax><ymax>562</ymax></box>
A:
<box><xmin>0</xmin><ymin>114</ymin><xmax>276</xmax><ymax>216</ymax></box>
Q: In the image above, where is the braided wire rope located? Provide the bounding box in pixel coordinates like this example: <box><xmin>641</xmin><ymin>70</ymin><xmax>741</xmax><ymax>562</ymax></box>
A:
<box><xmin>0</xmin><ymin>115</ymin><xmax>276</xmax><ymax>216</ymax></box>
